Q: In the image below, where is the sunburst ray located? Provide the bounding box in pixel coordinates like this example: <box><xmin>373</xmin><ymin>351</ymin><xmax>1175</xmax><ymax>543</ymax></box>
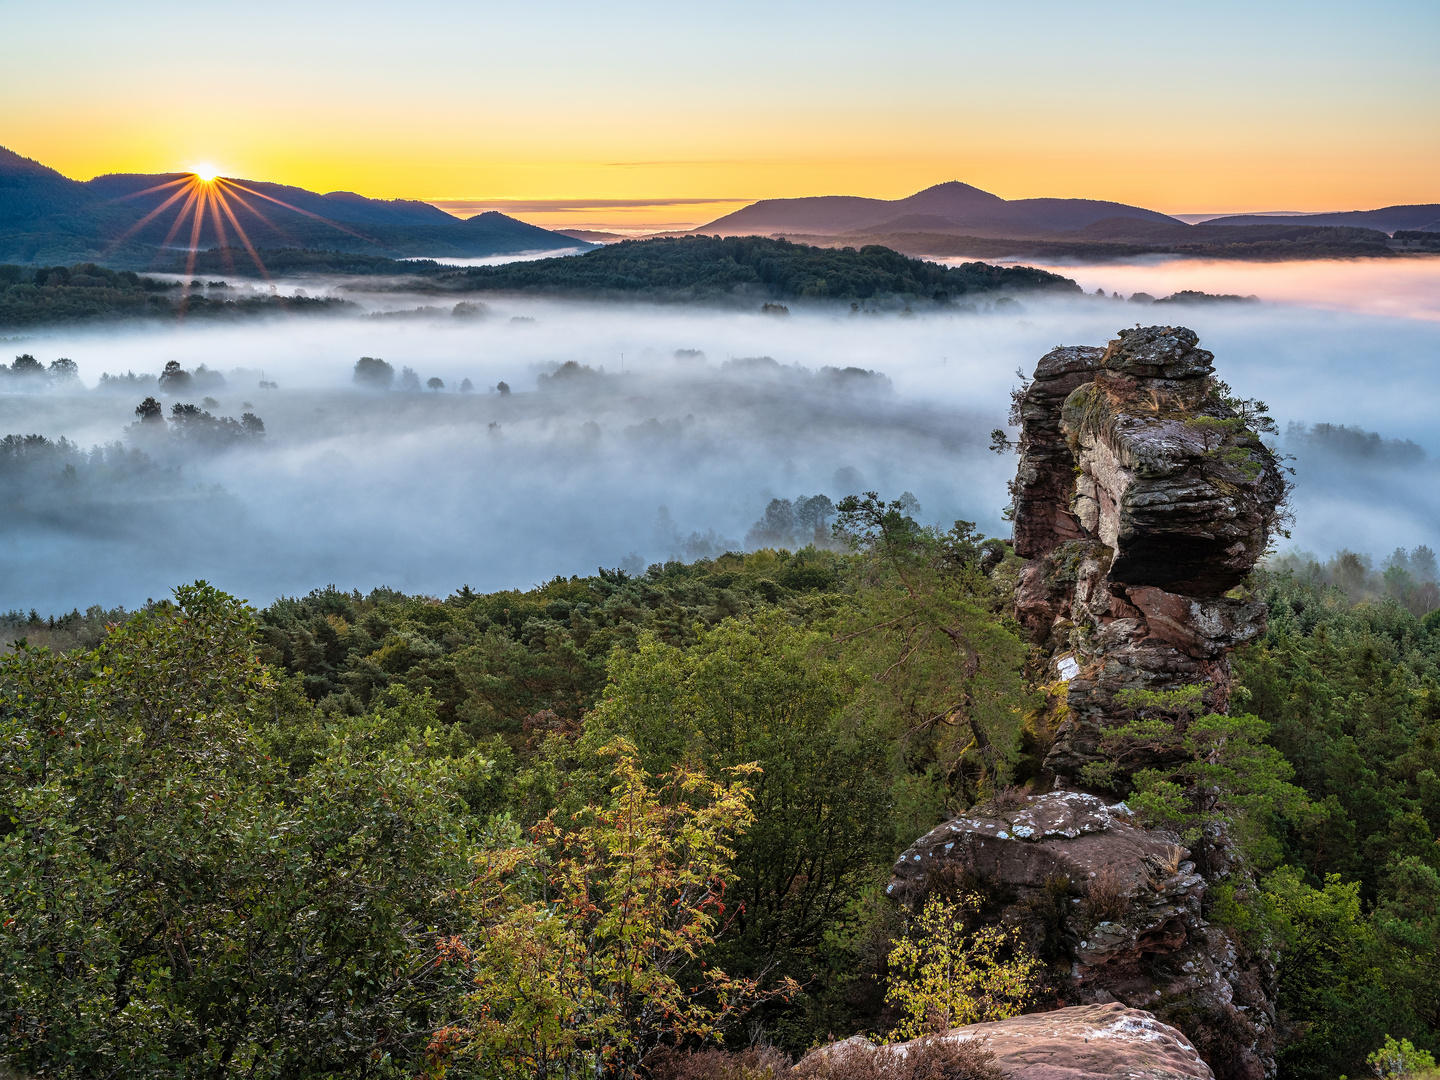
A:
<box><xmin>220</xmin><ymin>179</ymin><xmax>376</xmax><ymax>243</ymax></box>
<box><xmin>103</xmin><ymin>181</ymin><xmax>196</xmax><ymax>255</ymax></box>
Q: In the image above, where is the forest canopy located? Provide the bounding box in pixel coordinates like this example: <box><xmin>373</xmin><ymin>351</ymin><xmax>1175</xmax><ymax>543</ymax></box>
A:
<box><xmin>1</xmin><ymin>524</ymin><xmax>1436</xmax><ymax>1079</ymax></box>
<box><xmin>0</xmin><ymin>262</ymin><xmax>351</xmax><ymax>327</ymax></box>
<box><xmin>446</xmin><ymin>235</ymin><xmax>1079</xmax><ymax>303</ymax></box>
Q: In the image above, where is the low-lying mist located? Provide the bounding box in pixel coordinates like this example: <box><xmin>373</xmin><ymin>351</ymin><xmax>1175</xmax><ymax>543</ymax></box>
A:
<box><xmin>2</xmin><ymin>276</ymin><xmax>1438</xmax><ymax>613</ymax></box>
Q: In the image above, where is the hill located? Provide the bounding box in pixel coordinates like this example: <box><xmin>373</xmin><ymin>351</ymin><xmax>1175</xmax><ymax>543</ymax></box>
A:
<box><xmin>1203</xmin><ymin>203</ymin><xmax>1440</xmax><ymax>233</ymax></box>
<box><xmin>0</xmin><ymin>146</ymin><xmax>95</xmax><ymax>225</ymax></box>
<box><xmin>793</xmin><ymin>218</ymin><xmax>1395</xmax><ymax>262</ymax></box>
<box><xmin>700</xmin><ymin>180</ymin><xmax>1180</xmax><ymax>237</ymax></box>
<box><xmin>0</xmin><ymin>146</ymin><xmax>589</xmax><ymax>266</ymax></box>
<box><xmin>699</xmin><ymin>182</ymin><xmax>1422</xmax><ymax>260</ymax></box>
<box><xmin>444</xmin><ymin>234</ymin><xmax>1079</xmax><ymax>302</ymax></box>
<box><xmin>0</xmin><ymin>238</ymin><xmax>1078</xmax><ymax>326</ymax></box>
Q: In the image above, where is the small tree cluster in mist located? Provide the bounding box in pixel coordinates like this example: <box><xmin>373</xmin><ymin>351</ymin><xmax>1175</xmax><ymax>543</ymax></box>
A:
<box><xmin>0</xmin><ymin>431</ymin><xmax>196</xmax><ymax>530</ymax></box>
<box><xmin>1</xmin><ymin>600</ymin><xmax>137</xmax><ymax>653</ymax></box>
<box><xmin>1286</xmin><ymin>421</ymin><xmax>1427</xmax><ymax>464</ymax></box>
<box><xmin>1267</xmin><ymin>545</ymin><xmax>1440</xmax><ymax>618</ymax></box>
<box><xmin>84</xmin><ymin>359</ymin><xmax>277</xmax><ymax>397</ymax></box>
<box><xmin>649</xmin><ymin>507</ymin><xmax>739</xmax><ymax>564</ymax></box>
<box><xmin>745</xmin><ymin>493</ymin><xmax>842</xmax><ymax>550</ymax></box>
<box><xmin>131</xmin><ymin>398</ymin><xmax>266</xmax><ymax>449</ymax></box>
<box><xmin>0</xmin><ymin>262</ymin><xmax>353</xmax><ymax>328</ymax></box>
<box><xmin>353</xmin><ymin>355</ymin><xmax>478</xmax><ymax>393</ymax></box>
<box><xmin>0</xmin><ymin>353</ymin><xmax>80</xmax><ymax>390</ymax></box>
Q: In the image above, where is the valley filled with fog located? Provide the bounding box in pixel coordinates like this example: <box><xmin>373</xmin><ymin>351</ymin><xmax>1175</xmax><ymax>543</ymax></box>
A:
<box><xmin>2</xmin><ymin>259</ymin><xmax>1438</xmax><ymax>613</ymax></box>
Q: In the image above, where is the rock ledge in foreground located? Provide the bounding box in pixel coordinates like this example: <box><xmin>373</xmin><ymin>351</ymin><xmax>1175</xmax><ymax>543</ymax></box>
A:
<box><xmin>807</xmin><ymin>1004</ymin><xmax>1213</xmax><ymax>1080</ymax></box>
<box><xmin>952</xmin><ymin>1004</ymin><xmax>1214</xmax><ymax>1080</ymax></box>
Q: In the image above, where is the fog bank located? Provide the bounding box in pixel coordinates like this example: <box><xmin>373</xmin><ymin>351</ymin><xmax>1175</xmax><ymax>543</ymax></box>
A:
<box><xmin>2</xmin><ymin>275</ymin><xmax>1437</xmax><ymax>613</ymax></box>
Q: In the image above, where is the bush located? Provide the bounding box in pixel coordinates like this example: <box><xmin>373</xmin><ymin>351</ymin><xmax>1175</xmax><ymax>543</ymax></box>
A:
<box><xmin>1368</xmin><ymin>1036</ymin><xmax>1437</xmax><ymax>1078</ymax></box>
<box><xmin>885</xmin><ymin>894</ymin><xmax>1041</xmax><ymax>1039</ymax></box>
<box><xmin>1080</xmin><ymin>865</ymin><xmax>1131</xmax><ymax>925</ymax></box>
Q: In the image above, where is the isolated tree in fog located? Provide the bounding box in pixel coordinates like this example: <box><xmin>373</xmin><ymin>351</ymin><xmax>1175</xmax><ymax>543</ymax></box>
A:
<box><xmin>400</xmin><ymin>366</ymin><xmax>422</xmax><ymax>392</ymax></box>
<box><xmin>427</xmin><ymin>377</ymin><xmax>444</xmax><ymax>392</ymax></box>
<box><xmin>134</xmin><ymin>396</ymin><xmax>164</xmax><ymax>424</ymax></box>
<box><xmin>353</xmin><ymin>356</ymin><xmax>395</xmax><ymax>389</ymax></box>
<box><xmin>47</xmin><ymin>358</ymin><xmax>79</xmax><ymax>383</ymax></box>
<box><xmin>795</xmin><ymin>494</ymin><xmax>836</xmax><ymax>541</ymax></box>
<box><xmin>746</xmin><ymin>498</ymin><xmax>797</xmax><ymax>549</ymax></box>
<box><xmin>496</xmin><ymin>380</ymin><xmax>510</xmax><ymax>395</ymax></box>
<box><xmin>158</xmin><ymin>359</ymin><xmax>192</xmax><ymax>393</ymax></box>
<box><xmin>460</xmin><ymin>378</ymin><xmax>474</xmax><ymax>393</ymax></box>
<box><xmin>10</xmin><ymin>354</ymin><xmax>44</xmax><ymax>380</ymax></box>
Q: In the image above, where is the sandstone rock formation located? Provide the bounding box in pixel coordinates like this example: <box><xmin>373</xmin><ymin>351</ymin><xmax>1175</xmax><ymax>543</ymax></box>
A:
<box><xmin>887</xmin><ymin>792</ymin><xmax>1272</xmax><ymax>1077</ymax></box>
<box><xmin>803</xmin><ymin>1004</ymin><xmax>1214</xmax><ymax>1080</ymax></box>
<box><xmin>887</xmin><ymin>328</ymin><xmax>1284</xmax><ymax>1080</ymax></box>
<box><xmin>1011</xmin><ymin>325</ymin><xmax>1284</xmax><ymax>777</ymax></box>
<box><xmin>950</xmin><ymin>1004</ymin><xmax>1214</xmax><ymax>1080</ymax></box>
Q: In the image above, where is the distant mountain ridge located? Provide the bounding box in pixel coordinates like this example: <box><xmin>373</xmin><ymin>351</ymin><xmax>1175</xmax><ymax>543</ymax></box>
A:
<box><xmin>0</xmin><ymin>146</ymin><xmax>589</xmax><ymax>266</ymax></box>
<box><xmin>696</xmin><ymin>181</ymin><xmax>1439</xmax><ymax>256</ymax></box>
<box><xmin>698</xmin><ymin>181</ymin><xmax>1182</xmax><ymax>238</ymax></box>
<box><xmin>1203</xmin><ymin>205</ymin><xmax>1440</xmax><ymax>233</ymax></box>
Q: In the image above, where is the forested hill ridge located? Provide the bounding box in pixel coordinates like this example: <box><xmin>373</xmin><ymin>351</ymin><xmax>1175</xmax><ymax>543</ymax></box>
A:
<box><xmin>443</xmin><ymin>235</ymin><xmax>1079</xmax><ymax>302</ymax></box>
<box><xmin>0</xmin><ymin>239</ymin><xmax>1079</xmax><ymax>326</ymax></box>
<box><xmin>0</xmin><ymin>262</ymin><xmax>353</xmax><ymax>327</ymax></box>
<box><xmin>156</xmin><ymin>235</ymin><xmax>1080</xmax><ymax>302</ymax></box>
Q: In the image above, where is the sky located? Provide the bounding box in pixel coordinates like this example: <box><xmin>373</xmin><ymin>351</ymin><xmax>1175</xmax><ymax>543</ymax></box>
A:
<box><xmin>2</xmin><ymin>0</ymin><xmax>1437</xmax><ymax>229</ymax></box>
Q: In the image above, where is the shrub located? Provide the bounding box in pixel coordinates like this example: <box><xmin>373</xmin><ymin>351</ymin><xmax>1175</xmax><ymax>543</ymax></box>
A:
<box><xmin>1081</xmin><ymin>865</ymin><xmax>1131</xmax><ymax>925</ymax></box>
<box><xmin>884</xmin><ymin>894</ymin><xmax>1041</xmax><ymax>1039</ymax></box>
<box><xmin>1368</xmin><ymin>1036</ymin><xmax>1437</xmax><ymax>1078</ymax></box>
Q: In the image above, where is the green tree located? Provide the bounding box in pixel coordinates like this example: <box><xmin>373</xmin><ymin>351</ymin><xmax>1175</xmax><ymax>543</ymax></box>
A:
<box><xmin>581</xmin><ymin>613</ymin><xmax>896</xmax><ymax>980</ymax></box>
<box><xmin>1084</xmin><ymin>686</ymin><xmax>1309</xmax><ymax>869</ymax></box>
<box><xmin>437</xmin><ymin>741</ymin><xmax>789</xmax><ymax>1080</ymax></box>
<box><xmin>0</xmin><ymin>584</ymin><xmax>480</xmax><ymax>1078</ymax></box>
<box><xmin>832</xmin><ymin>494</ymin><xmax>1033</xmax><ymax>815</ymax></box>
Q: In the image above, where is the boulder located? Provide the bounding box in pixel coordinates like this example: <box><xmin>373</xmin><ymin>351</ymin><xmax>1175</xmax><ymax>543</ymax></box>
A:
<box><xmin>887</xmin><ymin>791</ymin><xmax>1275</xmax><ymax>1080</ymax></box>
<box><xmin>801</xmin><ymin>1004</ymin><xmax>1214</xmax><ymax>1080</ymax></box>
<box><xmin>951</xmin><ymin>1004</ymin><xmax>1214</xmax><ymax>1080</ymax></box>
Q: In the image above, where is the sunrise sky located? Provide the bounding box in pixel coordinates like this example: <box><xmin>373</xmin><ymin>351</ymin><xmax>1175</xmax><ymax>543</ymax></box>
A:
<box><xmin>4</xmin><ymin>0</ymin><xmax>1436</xmax><ymax>231</ymax></box>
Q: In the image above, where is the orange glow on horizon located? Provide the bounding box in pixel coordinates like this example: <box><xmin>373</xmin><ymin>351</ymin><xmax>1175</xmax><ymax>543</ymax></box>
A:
<box><xmin>4</xmin><ymin>2</ymin><xmax>1434</xmax><ymax>234</ymax></box>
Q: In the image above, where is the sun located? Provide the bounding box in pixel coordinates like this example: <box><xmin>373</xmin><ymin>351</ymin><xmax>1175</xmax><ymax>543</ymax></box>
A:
<box><xmin>108</xmin><ymin>163</ymin><xmax>371</xmax><ymax>283</ymax></box>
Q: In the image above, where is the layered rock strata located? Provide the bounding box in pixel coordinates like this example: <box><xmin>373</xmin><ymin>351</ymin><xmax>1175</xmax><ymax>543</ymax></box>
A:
<box><xmin>887</xmin><ymin>793</ymin><xmax>1273</xmax><ymax>1077</ymax></box>
<box><xmin>803</xmin><ymin>1004</ymin><xmax>1215</xmax><ymax>1080</ymax></box>
<box><xmin>887</xmin><ymin>328</ymin><xmax>1284</xmax><ymax>1079</ymax></box>
<box><xmin>1011</xmin><ymin>326</ymin><xmax>1284</xmax><ymax>776</ymax></box>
